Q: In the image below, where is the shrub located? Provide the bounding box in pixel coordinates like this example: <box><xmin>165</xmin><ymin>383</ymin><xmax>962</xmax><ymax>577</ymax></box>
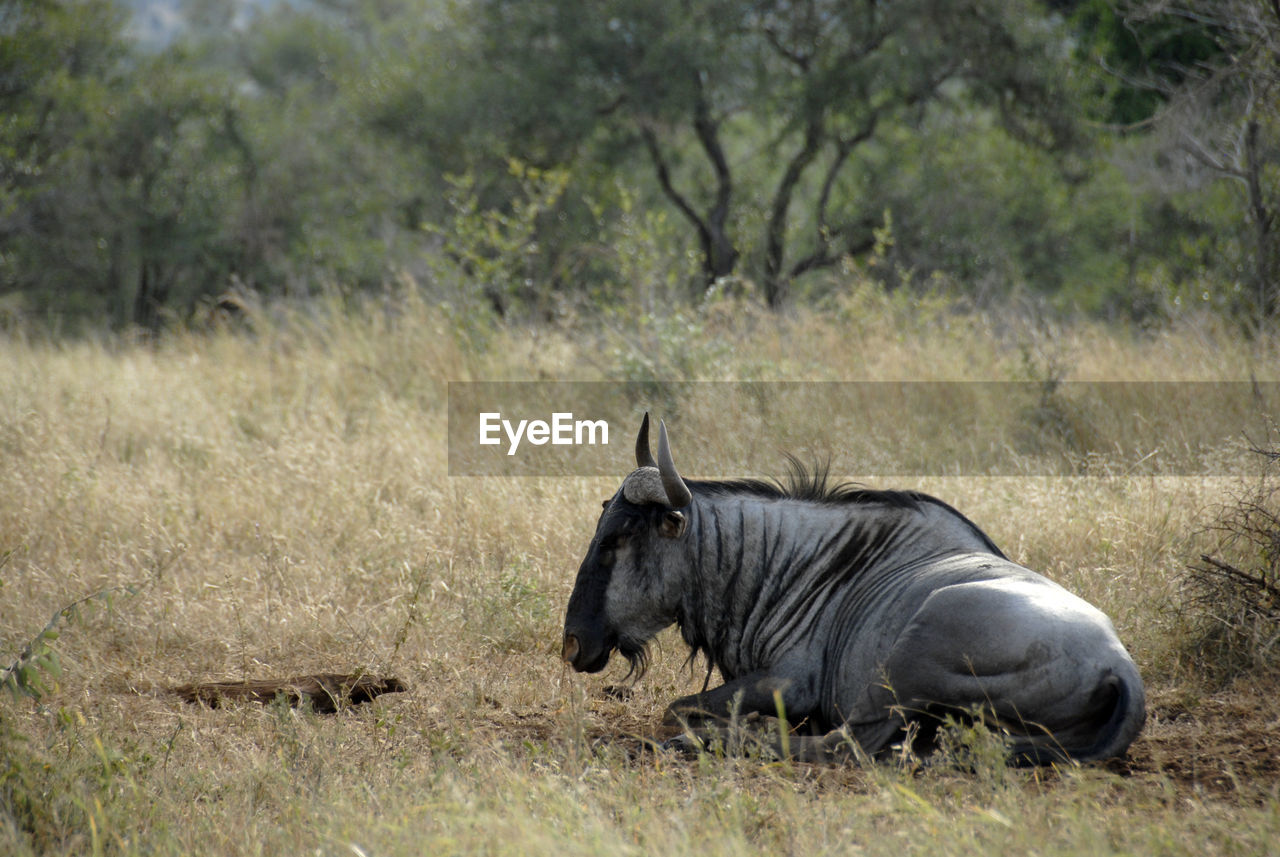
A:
<box><xmin>1181</xmin><ymin>444</ymin><xmax>1280</xmax><ymax>682</ymax></box>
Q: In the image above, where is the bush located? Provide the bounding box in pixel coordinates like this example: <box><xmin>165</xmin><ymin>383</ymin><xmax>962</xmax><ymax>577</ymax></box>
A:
<box><xmin>1181</xmin><ymin>443</ymin><xmax>1280</xmax><ymax>682</ymax></box>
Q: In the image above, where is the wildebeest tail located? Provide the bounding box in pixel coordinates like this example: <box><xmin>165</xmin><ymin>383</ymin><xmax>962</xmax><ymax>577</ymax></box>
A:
<box><xmin>1008</xmin><ymin>663</ymin><xmax>1146</xmax><ymax>766</ymax></box>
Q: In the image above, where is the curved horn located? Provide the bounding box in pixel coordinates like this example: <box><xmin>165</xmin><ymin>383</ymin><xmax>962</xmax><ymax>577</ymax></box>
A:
<box><xmin>635</xmin><ymin>412</ymin><xmax>657</xmax><ymax>469</ymax></box>
<box><xmin>657</xmin><ymin>420</ymin><xmax>692</xmax><ymax>509</ymax></box>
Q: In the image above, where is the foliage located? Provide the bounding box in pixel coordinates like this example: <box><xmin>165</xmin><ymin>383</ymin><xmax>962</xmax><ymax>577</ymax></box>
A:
<box><xmin>2</xmin><ymin>585</ymin><xmax>141</xmax><ymax>701</ymax></box>
<box><xmin>425</xmin><ymin>159</ymin><xmax>571</xmax><ymax>317</ymax></box>
<box><xmin>0</xmin><ymin>0</ymin><xmax>1276</xmax><ymax>328</ymax></box>
<box><xmin>1069</xmin><ymin>0</ymin><xmax>1225</xmax><ymax>127</ymax></box>
<box><xmin>0</xmin><ymin>699</ymin><xmax>149</xmax><ymax>856</ymax></box>
<box><xmin>1182</xmin><ymin>443</ymin><xmax>1280</xmax><ymax>683</ymax></box>
<box><xmin>473</xmin><ymin>0</ymin><xmax>1091</xmax><ymax>306</ymax></box>
<box><xmin>1075</xmin><ymin>0</ymin><xmax>1280</xmax><ymax>323</ymax></box>
<box><xmin>0</xmin><ymin>0</ymin><xmax>125</xmax><ymax>322</ymax></box>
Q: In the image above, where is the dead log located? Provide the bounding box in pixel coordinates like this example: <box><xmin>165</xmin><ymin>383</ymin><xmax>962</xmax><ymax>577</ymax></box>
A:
<box><xmin>170</xmin><ymin>673</ymin><xmax>407</xmax><ymax>714</ymax></box>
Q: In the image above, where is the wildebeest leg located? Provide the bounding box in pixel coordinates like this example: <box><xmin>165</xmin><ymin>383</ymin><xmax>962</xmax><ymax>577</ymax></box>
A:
<box><xmin>738</xmin><ymin>718</ymin><xmax>906</xmax><ymax>763</ymax></box>
<box><xmin>663</xmin><ymin>672</ymin><xmax>799</xmax><ymax>728</ymax></box>
<box><xmin>662</xmin><ymin>672</ymin><xmax>888</xmax><ymax>761</ymax></box>
<box><xmin>664</xmin><ymin>675</ymin><xmax>902</xmax><ymax>763</ymax></box>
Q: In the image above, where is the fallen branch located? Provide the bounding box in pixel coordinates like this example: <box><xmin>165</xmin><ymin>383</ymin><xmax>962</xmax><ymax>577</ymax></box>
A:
<box><xmin>170</xmin><ymin>673</ymin><xmax>408</xmax><ymax>714</ymax></box>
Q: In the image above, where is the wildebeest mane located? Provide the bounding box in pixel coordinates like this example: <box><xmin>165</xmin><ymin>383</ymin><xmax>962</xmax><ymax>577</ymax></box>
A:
<box><xmin>690</xmin><ymin>454</ymin><xmax>929</xmax><ymax>509</ymax></box>
<box><xmin>688</xmin><ymin>454</ymin><xmax>1006</xmax><ymax>560</ymax></box>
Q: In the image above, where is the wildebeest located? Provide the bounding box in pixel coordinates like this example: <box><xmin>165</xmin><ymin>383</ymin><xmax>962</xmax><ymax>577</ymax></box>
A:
<box><xmin>561</xmin><ymin>414</ymin><xmax>1146</xmax><ymax>764</ymax></box>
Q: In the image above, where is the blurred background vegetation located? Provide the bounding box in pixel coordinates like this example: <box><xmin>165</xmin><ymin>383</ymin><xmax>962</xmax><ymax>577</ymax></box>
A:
<box><xmin>2</xmin><ymin>0</ymin><xmax>1277</xmax><ymax>332</ymax></box>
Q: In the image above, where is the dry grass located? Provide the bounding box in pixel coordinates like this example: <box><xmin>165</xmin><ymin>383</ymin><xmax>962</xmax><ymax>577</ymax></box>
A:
<box><xmin>3</xmin><ymin>288</ymin><xmax>1280</xmax><ymax>856</ymax></box>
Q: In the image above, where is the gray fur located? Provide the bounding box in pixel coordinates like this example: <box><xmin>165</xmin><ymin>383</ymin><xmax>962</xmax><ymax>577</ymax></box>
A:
<box><xmin>561</xmin><ymin>419</ymin><xmax>1146</xmax><ymax>765</ymax></box>
<box><xmin>621</xmin><ymin>467</ymin><xmax>667</xmax><ymax>506</ymax></box>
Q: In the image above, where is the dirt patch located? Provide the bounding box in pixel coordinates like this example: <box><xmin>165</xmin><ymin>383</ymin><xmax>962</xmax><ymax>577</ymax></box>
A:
<box><xmin>1109</xmin><ymin>679</ymin><xmax>1280</xmax><ymax>800</ymax></box>
<box><xmin>464</xmin><ymin>678</ymin><xmax>1280</xmax><ymax>800</ymax></box>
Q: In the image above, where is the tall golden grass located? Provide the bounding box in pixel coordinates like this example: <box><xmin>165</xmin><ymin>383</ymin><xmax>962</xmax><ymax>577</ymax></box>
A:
<box><xmin>2</xmin><ymin>285</ymin><xmax>1279</xmax><ymax>855</ymax></box>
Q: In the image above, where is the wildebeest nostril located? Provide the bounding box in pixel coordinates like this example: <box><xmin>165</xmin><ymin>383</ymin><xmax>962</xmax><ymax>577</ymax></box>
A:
<box><xmin>562</xmin><ymin>633</ymin><xmax>580</xmax><ymax>664</ymax></box>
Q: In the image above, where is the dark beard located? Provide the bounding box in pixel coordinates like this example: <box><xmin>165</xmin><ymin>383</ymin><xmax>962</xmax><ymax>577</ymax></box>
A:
<box><xmin>617</xmin><ymin>635</ymin><xmax>651</xmax><ymax>681</ymax></box>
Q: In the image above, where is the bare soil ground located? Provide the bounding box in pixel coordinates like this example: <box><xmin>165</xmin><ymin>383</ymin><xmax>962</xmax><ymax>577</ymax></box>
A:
<box><xmin>391</xmin><ymin>671</ymin><xmax>1280</xmax><ymax>801</ymax></box>
<box><xmin>1113</xmin><ymin>680</ymin><xmax>1280</xmax><ymax>801</ymax></box>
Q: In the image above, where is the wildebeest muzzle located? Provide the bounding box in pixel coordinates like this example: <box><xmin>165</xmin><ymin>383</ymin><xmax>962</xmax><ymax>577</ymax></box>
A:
<box><xmin>561</xmin><ymin>626</ymin><xmax>615</xmax><ymax>673</ymax></box>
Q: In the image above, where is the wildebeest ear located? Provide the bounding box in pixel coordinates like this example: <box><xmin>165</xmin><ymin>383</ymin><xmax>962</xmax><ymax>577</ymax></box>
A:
<box><xmin>601</xmin><ymin>499</ymin><xmax>611</xmax><ymax>510</ymax></box>
<box><xmin>659</xmin><ymin>509</ymin><xmax>687</xmax><ymax>539</ymax></box>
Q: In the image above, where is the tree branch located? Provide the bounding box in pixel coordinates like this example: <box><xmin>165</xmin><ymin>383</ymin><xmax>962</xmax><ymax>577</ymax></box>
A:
<box><xmin>690</xmin><ymin>72</ymin><xmax>738</xmax><ymax>279</ymax></box>
<box><xmin>691</xmin><ymin>76</ymin><xmax>732</xmax><ymax>230</ymax></box>
<box><xmin>639</xmin><ymin>124</ymin><xmax>709</xmax><ymax>244</ymax></box>
<box><xmin>787</xmin><ymin>117</ymin><xmax>878</xmax><ymax>279</ymax></box>
<box><xmin>763</xmin><ymin>110</ymin><xmax>825</xmax><ymax>297</ymax></box>
<box><xmin>821</xmin><ymin>120</ymin><xmax>876</xmax><ymax>227</ymax></box>
<box><xmin>788</xmin><ymin>232</ymin><xmax>876</xmax><ymax>279</ymax></box>
<box><xmin>1178</xmin><ymin>129</ymin><xmax>1247</xmax><ymax>181</ymax></box>
<box><xmin>838</xmin><ymin>24</ymin><xmax>891</xmax><ymax>68</ymax></box>
<box><xmin>1195</xmin><ymin>554</ymin><xmax>1280</xmax><ymax>605</ymax></box>
<box><xmin>596</xmin><ymin>93</ymin><xmax>628</xmax><ymax>117</ymax></box>
<box><xmin>762</xmin><ymin>26</ymin><xmax>810</xmax><ymax>71</ymax></box>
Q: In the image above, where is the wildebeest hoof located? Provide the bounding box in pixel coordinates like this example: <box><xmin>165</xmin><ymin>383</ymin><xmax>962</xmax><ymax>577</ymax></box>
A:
<box><xmin>660</xmin><ymin>734</ymin><xmax>704</xmax><ymax>757</ymax></box>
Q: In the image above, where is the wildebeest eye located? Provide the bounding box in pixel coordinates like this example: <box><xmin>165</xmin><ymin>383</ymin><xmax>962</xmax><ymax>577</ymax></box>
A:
<box><xmin>659</xmin><ymin>510</ymin><xmax>687</xmax><ymax>539</ymax></box>
<box><xmin>599</xmin><ymin>531</ymin><xmax>631</xmax><ymax>554</ymax></box>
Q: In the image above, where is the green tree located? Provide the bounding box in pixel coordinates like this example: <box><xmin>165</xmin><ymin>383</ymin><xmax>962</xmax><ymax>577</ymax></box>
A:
<box><xmin>1068</xmin><ymin>0</ymin><xmax>1223</xmax><ymax>127</ymax></box>
<box><xmin>94</xmin><ymin>56</ymin><xmax>251</xmax><ymax>328</ymax></box>
<box><xmin>475</xmin><ymin>0</ymin><xmax>1086</xmax><ymax>307</ymax></box>
<box><xmin>1073</xmin><ymin>0</ymin><xmax>1280</xmax><ymax>323</ymax></box>
<box><xmin>220</xmin><ymin>0</ymin><xmax>468</xmax><ymax>298</ymax></box>
<box><xmin>0</xmin><ymin>0</ymin><xmax>256</xmax><ymax>328</ymax></box>
<box><xmin>1147</xmin><ymin>0</ymin><xmax>1280</xmax><ymax>322</ymax></box>
<box><xmin>0</xmin><ymin>0</ymin><xmax>127</xmax><ymax>319</ymax></box>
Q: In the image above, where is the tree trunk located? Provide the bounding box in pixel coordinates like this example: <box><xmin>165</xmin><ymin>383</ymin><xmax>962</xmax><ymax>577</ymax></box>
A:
<box><xmin>133</xmin><ymin>260</ymin><xmax>171</xmax><ymax>331</ymax></box>
<box><xmin>704</xmin><ymin>224</ymin><xmax>738</xmax><ymax>284</ymax></box>
<box><xmin>1244</xmin><ymin>118</ymin><xmax>1277</xmax><ymax>319</ymax></box>
<box><xmin>762</xmin><ymin>115</ymin><xmax>824</xmax><ymax>308</ymax></box>
<box><xmin>691</xmin><ymin>78</ymin><xmax>738</xmax><ymax>290</ymax></box>
<box><xmin>640</xmin><ymin>104</ymin><xmax>739</xmax><ymax>295</ymax></box>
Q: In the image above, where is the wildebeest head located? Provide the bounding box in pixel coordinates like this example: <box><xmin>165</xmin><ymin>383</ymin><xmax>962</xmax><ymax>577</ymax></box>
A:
<box><xmin>561</xmin><ymin>414</ymin><xmax>692</xmax><ymax>677</ymax></box>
